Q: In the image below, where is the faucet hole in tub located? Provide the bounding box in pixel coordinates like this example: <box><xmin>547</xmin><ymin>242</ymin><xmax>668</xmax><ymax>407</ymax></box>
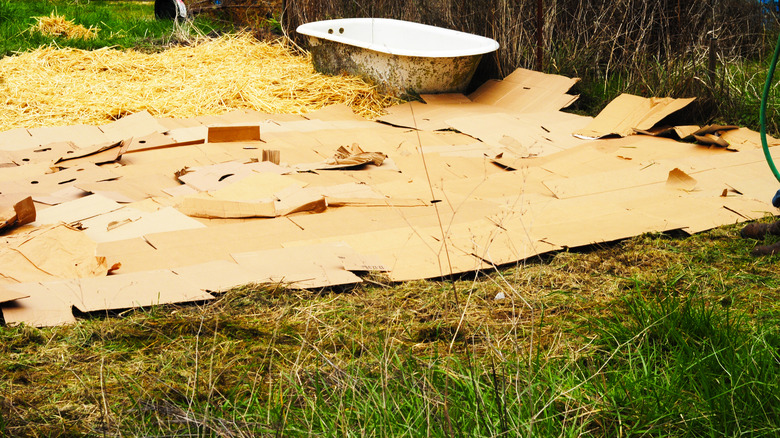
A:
<box><xmin>328</xmin><ymin>28</ymin><xmax>333</xmax><ymax>34</ymax></box>
<box><xmin>339</xmin><ymin>28</ymin><xmax>344</xmax><ymax>34</ymax></box>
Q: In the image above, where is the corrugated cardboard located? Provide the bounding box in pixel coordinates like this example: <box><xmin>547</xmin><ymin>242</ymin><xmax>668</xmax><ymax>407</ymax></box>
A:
<box><xmin>207</xmin><ymin>125</ymin><xmax>261</xmax><ymax>143</ymax></box>
<box><xmin>469</xmin><ymin>68</ymin><xmax>579</xmax><ymax>113</ymax></box>
<box><xmin>231</xmin><ymin>242</ymin><xmax>364</xmax><ymax>288</ymax></box>
<box><xmin>0</xmin><ymin>196</ymin><xmax>35</xmax><ymax>232</ymax></box>
<box><xmin>2</xmin><ymin>67</ymin><xmax>779</xmax><ymax>326</ymax></box>
<box><xmin>0</xmin><ymin>224</ymin><xmax>109</xmax><ymax>285</ymax></box>
<box><xmin>574</xmin><ymin>94</ymin><xmax>696</xmax><ymax>139</ymax></box>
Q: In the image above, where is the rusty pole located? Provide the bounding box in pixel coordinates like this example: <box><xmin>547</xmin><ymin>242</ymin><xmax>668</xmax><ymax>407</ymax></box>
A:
<box><xmin>536</xmin><ymin>0</ymin><xmax>543</xmax><ymax>71</ymax></box>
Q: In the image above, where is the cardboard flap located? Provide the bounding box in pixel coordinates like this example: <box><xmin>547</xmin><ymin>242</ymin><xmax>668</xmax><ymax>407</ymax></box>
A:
<box><xmin>207</xmin><ymin>125</ymin><xmax>261</xmax><ymax>143</ymax></box>
<box><xmin>274</xmin><ymin>186</ymin><xmax>328</xmax><ymax>216</ymax></box>
<box><xmin>79</xmin><ymin>206</ymin><xmax>206</xmax><ymax>243</ymax></box>
<box><xmin>99</xmin><ymin>111</ymin><xmax>168</xmax><ymax>142</ymax></box>
<box><xmin>231</xmin><ymin>242</ymin><xmax>364</xmax><ymax>288</ymax></box>
<box><xmin>303</xmin><ymin>104</ymin><xmax>366</xmax><ymax>122</ymax></box>
<box><xmin>0</xmin><ymin>224</ymin><xmax>109</xmax><ymax>284</ymax></box>
<box><xmin>0</xmin><ymin>283</ymin><xmax>76</xmax><ymax>327</ymax></box>
<box><xmin>469</xmin><ymin>68</ymin><xmax>580</xmax><ymax>113</ymax></box>
<box><xmin>574</xmin><ymin>94</ymin><xmax>696</xmax><ymax>139</ymax></box>
<box><xmin>34</xmin><ymin>193</ymin><xmax>123</xmax><ymax>226</ymax></box>
<box><xmin>719</xmin><ymin>127</ymin><xmax>780</xmax><ymax>152</ymax></box>
<box><xmin>178</xmin><ymin>196</ymin><xmax>276</xmax><ymax>219</ymax></box>
<box><xmin>68</xmin><ymin>270</ymin><xmax>214</xmax><ymax>312</ymax></box>
<box><xmin>666</xmin><ymin>168</ymin><xmax>698</xmax><ymax>191</ymax></box>
<box><xmin>0</xmin><ymin>196</ymin><xmax>36</xmax><ymax>232</ymax></box>
<box><xmin>0</xmin><ymin>285</ymin><xmax>29</xmax><ymax>304</ymax></box>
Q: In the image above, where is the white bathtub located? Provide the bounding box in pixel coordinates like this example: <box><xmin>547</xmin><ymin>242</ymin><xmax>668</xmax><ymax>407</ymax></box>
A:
<box><xmin>296</xmin><ymin>18</ymin><xmax>499</xmax><ymax>96</ymax></box>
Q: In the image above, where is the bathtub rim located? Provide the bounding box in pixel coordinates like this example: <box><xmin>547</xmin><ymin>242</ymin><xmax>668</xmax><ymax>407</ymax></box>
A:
<box><xmin>296</xmin><ymin>18</ymin><xmax>499</xmax><ymax>59</ymax></box>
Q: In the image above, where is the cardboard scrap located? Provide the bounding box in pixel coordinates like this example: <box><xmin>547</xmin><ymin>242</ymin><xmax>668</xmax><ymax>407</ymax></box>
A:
<box><xmin>469</xmin><ymin>68</ymin><xmax>580</xmax><ymax>113</ymax></box>
<box><xmin>0</xmin><ymin>269</ymin><xmax>214</xmax><ymax>327</ymax></box>
<box><xmin>666</xmin><ymin>168</ymin><xmax>698</xmax><ymax>191</ymax></box>
<box><xmin>574</xmin><ymin>93</ymin><xmax>696</xmax><ymax>139</ymax></box>
<box><xmin>0</xmin><ymin>224</ymin><xmax>110</xmax><ymax>285</ymax></box>
<box><xmin>78</xmin><ymin>206</ymin><xmax>206</xmax><ymax>243</ymax></box>
<box><xmin>231</xmin><ymin>242</ymin><xmax>366</xmax><ymax>289</ymax></box>
<box><xmin>0</xmin><ymin>196</ymin><xmax>36</xmax><ymax>232</ymax></box>
<box><xmin>178</xmin><ymin>197</ymin><xmax>277</xmax><ymax>219</ymax></box>
<box><xmin>322</xmin><ymin>143</ymin><xmax>387</xmax><ymax>168</ymax></box>
<box><xmin>207</xmin><ymin>125</ymin><xmax>261</xmax><ymax>143</ymax></box>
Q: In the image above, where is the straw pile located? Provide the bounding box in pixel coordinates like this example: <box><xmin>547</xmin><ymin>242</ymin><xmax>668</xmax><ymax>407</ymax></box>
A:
<box><xmin>0</xmin><ymin>33</ymin><xmax>397</xmax><ymax>132</ymax></box>
<box><xmin>31</xmin><ymin>13</ymin><xmax>99</xmax><ymax>40</ymax></box>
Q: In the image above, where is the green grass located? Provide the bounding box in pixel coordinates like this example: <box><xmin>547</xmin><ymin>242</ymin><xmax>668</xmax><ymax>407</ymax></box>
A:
<box><xmin>1</xmin><ymin>224</ymin><xmax>780</xmax><ymax>436</ymax></box>
<box><xmin>0</xmin><ymin>0</ymin><xmax>229</xmax><ymax>57</ymax></box>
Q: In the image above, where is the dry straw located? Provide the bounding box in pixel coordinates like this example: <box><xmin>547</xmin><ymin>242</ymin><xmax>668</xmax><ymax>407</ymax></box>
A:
<box><xmin>0</xmin><ymin>33</ymin><xmax>397</xmax><ymax>132</ymax></box>
<box><xmin>31</xmin><ymin>13</ymin><xmax>99</xmax><ymax>40</ymax></box>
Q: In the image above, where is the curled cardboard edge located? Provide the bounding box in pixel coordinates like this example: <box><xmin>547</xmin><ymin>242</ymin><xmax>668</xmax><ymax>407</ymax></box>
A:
<box><xmin>573</xmin><ymin>94</ymin><xmax>696</xmax><ymax>139</ymax></box>
<box><xmin>0</xmin><ymin>196</ymin><xmax>36</xmax><ymax>232</ymax></box>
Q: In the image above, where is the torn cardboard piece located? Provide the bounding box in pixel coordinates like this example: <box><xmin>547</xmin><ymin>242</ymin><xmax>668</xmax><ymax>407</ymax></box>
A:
<box><xmin>231</xmin><ymin>242</ymin><xmax>366</xmax><ymax>289</ymax></box>
<box><xmin>574</xmin><ymin>94</ymin><xmax>696</xmax><ymax>139</ymax></box>
<box><xmin>0</xmin><ymin>224</ymin><xmax>110</xmax><ymax>285</ymax></box>
<box><xmin>666</xmin><ymin>168</ymin><xmax>698</xmax><ymax>191</ymax></box>
<box><xmin>207</xmin><ymin>125</ymin><xmax>261</xmax><ymax>143</ymax></box>
<box><xmin>469</xmin><ymin>68</ymin><xmax>580</xmax><ymax>113</ymax></box>
<box><xmin>0</xmin><ymin>270</ymin><xmax>214</xmax><ymax>326</ymax></box>
<box><xmin>78</xmin><ymin>206</ymin><xmax>206</xmax><ymax>243</ymax></box>
<box><xmin>321</xmin><ymin>143</ymin><xmax>387</xmax><ymax>169</ymax></box>
<box><xmin>34</xmin><ymin>193</ymin><xmax>123</xmax><ymax>226</ymax></box>
<box><xmin>178</xmin><ymin>197</ymin><xmax>277</xmax><ymax>219</ymax></box>
<box><xmin>0</xmin><ymin>196</ymin><xmax>35</xmax><ymax>233</ymax></box>
<box><xmin>0</xmin><ymin>283</ymin><xmax>76</xmax><ymax>327</ymax></box>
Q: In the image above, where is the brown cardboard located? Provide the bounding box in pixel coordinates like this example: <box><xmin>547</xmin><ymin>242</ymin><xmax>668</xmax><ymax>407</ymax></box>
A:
<box><xmin>207</xmin><ymin>125</ymin><xmax>261</xmax><ymax>143</ymax></box>
<box><xmin>78</xmin><ymin>206</ymin><xmax>206</xmax><ymax>243</ymax></box>
<box><xmin>171</xmin><ymin>260</ymin><xmax>261</xmax><ymax>293</ymax></box>
<box><xmin>469</xmin><ymin>68</ymin><xmax>579</xmax><ymax>113</ymax></box>
<box><xmin>377</xmin><ymin>98</ymin><xmax>499</xmax><ymax>131</ymax></box>
<box><xmin>4</xmin><ymin>70</ymin><xmax>780</xmax><ymax>326</ymax></box>
<box><xmin>303</xmin><ymin>104</ymin><xmax>366</xmax><ymax>122</ymax></box>
<box><xmin>666</xmin><ymin>168</ymin><xmax>698</xmax><ymax>191</ymax></box>
<box><xmin>0</xmin><ymin>286</ymin><xmax>29</xmax><ymax>304</ymax></box>
<box><xmin>0</xmin><ymin>284</ymin><xmax>76</xmax><ymax>327</ymax></box>
<box><xmin>0</xmin><ymin>196</ymin><xmax>35</xmax><ymax>232</ymax></box>
<box><xmin>178</xmin><ymin>197</ymin><xmax>277</xmax><ymax>219</ymax></box>
<box><xmin>99</xmin><ymin>110</ymin><xmax>169</xmax><ymax>142</ymax></box>
<box><xmin>68</xmin><ymin>270</ymin><xmax>214</xmax><ymax>312</ymax></box>
<box><xmin>0</xmin><ymin>224</ymin><xmax>109</xmax><ymax>284</ymax></box>
<box><xmin>719</xmin><ymin>127</ymin><xmax>780</xmax><ymax>152</ymax></box>
<box><xmin>573</xmin><ymin>94</ymin><xmax>696</xmax><ymax>139</ymax></box>
<box><xmin>34</xmin><ymin>194</ymin><xmax>122</xmax><ymax>226</ymax></box>
<box><xmin>231</xmin><ymin>242</ymin><xmax>364</xmax><ymax>288</ymax></box>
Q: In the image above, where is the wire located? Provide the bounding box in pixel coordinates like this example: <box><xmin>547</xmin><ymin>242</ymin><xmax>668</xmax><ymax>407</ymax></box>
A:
<box><xmin>760</xmin><ymin>29</ymin><xmax>780</xmax><ymax>183</ymax></box>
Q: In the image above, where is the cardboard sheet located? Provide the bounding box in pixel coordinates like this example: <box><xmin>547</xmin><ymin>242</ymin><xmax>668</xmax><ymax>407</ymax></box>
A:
<box><xmin>469</xmin><ymin>68</ymin><xmax>579</xmax><ymax>112</ymax></box>
<box><xmin>0</xmin><ymin>224</ymin><xmax>110</xmax><ymax>285</ymax></box>
<box><xmin>574</xmin><ymin>94</ymin><xmax>696</xmax><ymax>139</ymax></box>
<box><xmin>207</xmin><ymin>125</ymin><xmax>261</xmax><ymax>143</ymax></box>
<box><xmin>0</xmin><ymin>196</ymin><xmax>36</xmax><ymax>232</ymax></box>
<box><xmin>1</xmin><ymin>67</ymin><xmax>778</xmax><ymax>326</ymax></box>
<box><xmin>231</xmin><ymin>242</ymin><xmax>364</xmax><ymax>289</ymax></box>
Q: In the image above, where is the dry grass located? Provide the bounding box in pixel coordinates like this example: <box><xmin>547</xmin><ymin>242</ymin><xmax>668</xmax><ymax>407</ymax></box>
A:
<box><xmin>30</xmin><ymin>13</ymin><xmax>99</xmax><ymax>40</ymax></box>
<box><xmin>0</xmin><ymin>32</ymin><xmax>397</xmax><ymax>132</ymax></box>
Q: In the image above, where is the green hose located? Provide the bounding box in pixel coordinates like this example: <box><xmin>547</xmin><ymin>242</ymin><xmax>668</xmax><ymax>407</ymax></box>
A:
<box><xmin>760</xmin><ymin>30</ymin><xmax>780</xmax><ymax>183</ymax></box>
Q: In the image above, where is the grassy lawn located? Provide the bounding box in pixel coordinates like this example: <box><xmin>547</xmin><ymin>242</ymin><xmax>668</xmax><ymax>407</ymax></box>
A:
<box><xmin>0</xmin><ymin>0</ymin><xmax>227</xmax><ymax>57</ymax></box>
<box><xmin>1</xmin><ymin>1</ymin><xmax>780</xmax><ymax>436</ymax></box>
<box><xmin>1</xmin><ymin>224</ymin><xmax>779</xmax><ymax>436</ymax></box>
